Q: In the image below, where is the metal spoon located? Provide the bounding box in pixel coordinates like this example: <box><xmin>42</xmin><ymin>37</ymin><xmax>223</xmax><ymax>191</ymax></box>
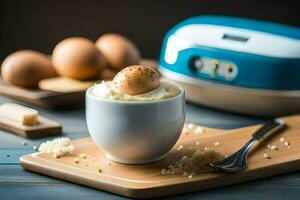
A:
<box><xmin>210</xmin><ymin>119</ymin><xmax>285</xmax><ymax>173</ymax></box>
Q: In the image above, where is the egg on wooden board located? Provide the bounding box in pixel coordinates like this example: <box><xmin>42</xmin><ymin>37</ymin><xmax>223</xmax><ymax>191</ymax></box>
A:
<box><xmin>95</xmin><ymin>34</ymin><xmax>141</xmax><ymax>70</ymax></box>
<box><xmin>112</xmin><ymin>65</ymin><xmax>160</xmax><ymax>95</ymax></box>
<box><xmin>1</xmin><ymin>50</ymin><xmax>57</xmax><ymax>88</ymax></box>
<box><xmin>52</xmin><ymin>37</ymin><xmax>106</xmax><ymax>80</ymax></box>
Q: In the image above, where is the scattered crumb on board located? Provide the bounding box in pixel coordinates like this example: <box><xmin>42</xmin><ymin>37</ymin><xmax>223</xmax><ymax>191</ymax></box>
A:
<box><xmin>161</xmin><ymin>150</ymin><xmax>224</xmax><ymax>178</ymax></box>
<box><xmin>38</xmin><ymin>137</ymin><xmax>74</xmax><ymax>158</ymax></box>
<box><xmin>183</xmin><ymin>123</ymin><xmax>205</xmax><ymax>135</ymax></box>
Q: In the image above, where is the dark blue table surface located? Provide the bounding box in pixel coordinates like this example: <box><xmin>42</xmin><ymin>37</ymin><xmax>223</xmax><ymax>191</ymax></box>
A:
<box><xmin>0</xmin><ymin>95</ymin><xmax>299</xmax><ymax>200</ymax></box>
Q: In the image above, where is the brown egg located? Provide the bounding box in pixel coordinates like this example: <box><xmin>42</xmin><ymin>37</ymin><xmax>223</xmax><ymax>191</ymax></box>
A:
<box><xmin>52</xmin><ymin>37</ymin><xmax>105</xmax><ymax>80</ymax></box>
<box><xmin>95</xmin><ymin>33</ymin><xmax>140</xmax><ymax>70</ymax></box>
<box><xmin>1</xmin><ymin>50</ymin><xmax>57</xmax><ymax>88</ymax></box>
<box><xmin>112</xmin><ymin>65</ymin><xmax>160</xmax><ymax>95</ymax></box>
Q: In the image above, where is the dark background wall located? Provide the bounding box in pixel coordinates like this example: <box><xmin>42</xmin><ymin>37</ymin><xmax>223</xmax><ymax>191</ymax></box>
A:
<box><xmin>1</xmin><ymin>0</ymin><xmax>300</xmax><ymax>60</ymax></box>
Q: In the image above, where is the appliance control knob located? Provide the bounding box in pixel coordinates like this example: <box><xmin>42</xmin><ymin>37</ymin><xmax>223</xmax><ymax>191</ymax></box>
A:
<box><xmin>189</xmin><ymin>56</ymin><xmax>203</xmax><ymax>71</ymax></box>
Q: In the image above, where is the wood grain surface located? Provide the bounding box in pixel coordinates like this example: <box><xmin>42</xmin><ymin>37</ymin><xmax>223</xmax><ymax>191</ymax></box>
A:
<box><xmin>20</xmin><ymin>114</ymin><xmax>300</xmax><ymax>199</ymax></box>
<box><xmin>0</xmin><ymin>116</ymin><xmax>61</xmax><ymax>138</ymax></box>
<box><xmin>0</xmin><ymin>78</ymin><xmax>85</xmax><ymax>109</ymax></box>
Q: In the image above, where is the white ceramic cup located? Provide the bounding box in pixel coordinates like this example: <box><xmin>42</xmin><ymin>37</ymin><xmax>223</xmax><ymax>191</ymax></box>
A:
<box><xmin>85</xmin><ymin>86</ymin><xmax>185</xmax><ymax>164</ymax></box>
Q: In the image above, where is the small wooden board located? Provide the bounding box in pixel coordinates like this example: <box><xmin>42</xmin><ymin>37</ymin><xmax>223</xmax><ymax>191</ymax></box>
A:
<box><xmin>20</xmin><ymin>115</ymin><xmax>300</xmax><ymax>199</ymax></box>
<box><xmin>0</xmin><ymin>78</ymin><xmax>86</xmax><ymax>109</ymax></box>
<box><xmin>0</xmin><ymin>116</ymin><xmax>61</xmax><ymax>138</ymax></box>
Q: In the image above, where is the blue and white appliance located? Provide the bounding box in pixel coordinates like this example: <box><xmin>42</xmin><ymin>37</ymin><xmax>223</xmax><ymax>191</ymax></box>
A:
<box><xmin>159</xmin><ymin>15</ymin><xmax>300</xmax><ymax>116</ymax></box>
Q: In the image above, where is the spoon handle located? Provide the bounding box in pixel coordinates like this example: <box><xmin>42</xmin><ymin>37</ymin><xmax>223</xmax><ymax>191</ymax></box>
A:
<box><xmin>252</xmin><ymin>119</ymin><xmax>285</xmax><ymax>141</ymax></box>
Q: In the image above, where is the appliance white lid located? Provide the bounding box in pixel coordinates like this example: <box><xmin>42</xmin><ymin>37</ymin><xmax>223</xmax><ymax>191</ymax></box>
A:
<box><xmin>164</xmin><ymin>24</ymin><xmax>300</xmax><ymax>64</ymax></box>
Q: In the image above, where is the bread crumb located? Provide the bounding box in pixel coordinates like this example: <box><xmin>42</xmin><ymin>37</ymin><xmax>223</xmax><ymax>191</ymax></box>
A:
<box><xmin>264</xmin><ymin>153</ymin><xmax>271</xmax><ymax>159</ymax></box>
<box><xmin>162</xmin><ymin>150</ymin><xmax>224</xmax><ymax>177</ymax></box>
<box><xmin>39</xmin><ymin>137</ymin><xmax>74</xmax><ymax>158</ymax></box>
<box><xmin>195</xmin><ymin>127</ymin><xmax>204</xmax><ymax>135</ymax></box>
<box><xmin>176</xmin><ymin>145</ymin><xmax>183</xmax><ymax>150</ymax></box>
<box><xmin>195</xmin><ymin>141</ymin><xmax>200</xmax><ymax>146</ymax></box>
<box><xmin>74</xmin><ymin>158</ymin><xmax>79</xmax><ymax>163</ymax></box>
<box><xmin>279</xmin><ymin>137</ymin><xmax>285</xmax><ymax>143</ymax></box>
<box><xmin>161</xmin><ymin>169</ymin><xmax>167</xmax><ymax>174</ymax></box>
<box><xmin>204</xmin><ymin>147</ymin><xmax>209</xmax><ymax>151</ymax></box>
<box><xmin>188</xmin><ymin>174</ymin><xmax>193</xmax><ymax>179</ymax></box>
<box><xmin>79</xmin><ymin>153</ymin><xmax>88</xmax><ymax>159</ymax></box>
<box><xmin>52</xmin><ymin>154</ymin><xmax>59</xmax><ymax>158</ymax></box>
<box><xmin>270</xmin><ymin>145</ymin><xmax>278</xmax><ymax>150</ymax></box>
<box><xmin>267</xmin><ymin>144</ymin><xmax>271</xmax><ymax>149</ymax></box>
<box><xmin>184</xmin><ymin>123</ymin><xmax>205</xmax><ymax>135</ymax></box>
<box><xmin>214</xmin><ymin>142</ymin><xmax>220</xmax><ymax>147</ymax></box>
<box><xmin>187</xmin><ymin>123</ymin><xmax>196</xmax><ymax>130</ymax></box>
<box><xmin>284</xmin><ymin>141</ymin><xmax>289</xmax><ymax>146</ymax></box>
<box><xmin>183</xmin><ymin>155</ymin><xmax>188</xmax><ymax>159</ymax></box>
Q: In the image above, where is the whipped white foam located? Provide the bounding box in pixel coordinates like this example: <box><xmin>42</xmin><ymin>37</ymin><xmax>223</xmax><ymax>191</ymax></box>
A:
<box><xmin>91</xmin><ymin>81</ymin><xmax>180</xmax><ymax>101</ymax></box>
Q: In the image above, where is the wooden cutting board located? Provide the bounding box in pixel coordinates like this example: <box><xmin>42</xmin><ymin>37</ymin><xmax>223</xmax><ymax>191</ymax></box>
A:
<box><xmin>20</xmin><ymin>114</ymin><xmax>300</xmax><ymax>199</ymax></box>
<box><xmin>0</xmin><ymin>78</ymin><xmax>86</xmax><ymax>109</ymax></box>
<box><xmin>0</xmin><ymin>115</ymin><xmax>62</xmax><ymax>138</ymax></box>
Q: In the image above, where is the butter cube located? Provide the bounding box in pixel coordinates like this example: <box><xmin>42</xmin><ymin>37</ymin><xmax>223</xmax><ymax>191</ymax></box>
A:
<box><xmin>0</xmin><ymin>103</ymin><xmax>38</xmax><ymax>125</ymax></box>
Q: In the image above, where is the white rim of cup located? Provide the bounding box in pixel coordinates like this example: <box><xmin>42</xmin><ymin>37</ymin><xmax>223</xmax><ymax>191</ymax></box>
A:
<box><xmin>86</xmin><ymin>84</ymin><xmax>185</xmax><ymax>104</ymax></box>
